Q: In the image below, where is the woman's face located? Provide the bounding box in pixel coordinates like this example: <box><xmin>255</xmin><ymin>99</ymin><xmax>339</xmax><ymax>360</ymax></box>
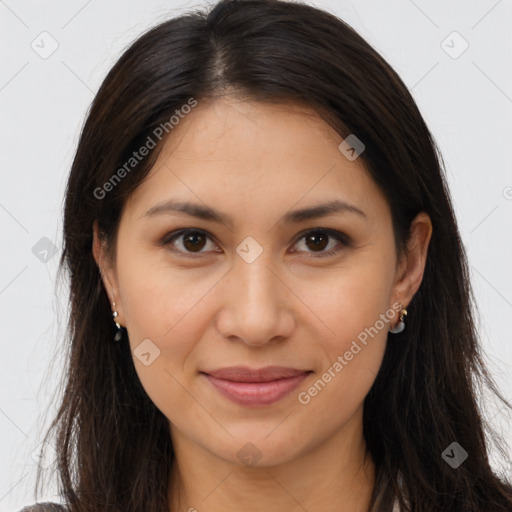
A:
<box><xmin>94</xmin><ymin>97</ymin><xmax>430</xmax><ymax>467</ymax></box>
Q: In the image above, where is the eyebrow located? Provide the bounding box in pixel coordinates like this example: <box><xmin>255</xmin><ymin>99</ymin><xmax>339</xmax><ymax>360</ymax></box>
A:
<box><xmin>142</xmin><ymin>198</ymin><xmax>367</xmax><ymax>228</ymax></box>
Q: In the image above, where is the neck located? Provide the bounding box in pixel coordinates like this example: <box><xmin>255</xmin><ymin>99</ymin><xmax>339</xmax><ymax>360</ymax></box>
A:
<box><xmin>168</xmin><ymin>408</ymin><xmax>375</xmax><ymax>512</ymax></box>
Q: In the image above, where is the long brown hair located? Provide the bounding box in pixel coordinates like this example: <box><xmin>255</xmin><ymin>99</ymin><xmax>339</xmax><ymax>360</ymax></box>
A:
<box><xmin>34</xmin><ymin>1</ymin><xmax>512</xmax><ymax>510</ymax></box>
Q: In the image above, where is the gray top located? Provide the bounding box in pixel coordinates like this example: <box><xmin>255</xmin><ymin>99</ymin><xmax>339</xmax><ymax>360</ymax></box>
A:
<box><xmin>19</xmin><ymin>498</ymin><xmax>402</xmax><ymax>511</ymax></box>
<box><xmin>18</xmin><ymin>503</ymin><xmax>67</xmax><ymax>512</ymax></box>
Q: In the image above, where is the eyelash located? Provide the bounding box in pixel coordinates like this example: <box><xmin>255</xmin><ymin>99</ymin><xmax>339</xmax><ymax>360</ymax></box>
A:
<box><xmin>160</xmin><ymin>228</ymin><xmax>350</xmax><ymax>258</ymax></box>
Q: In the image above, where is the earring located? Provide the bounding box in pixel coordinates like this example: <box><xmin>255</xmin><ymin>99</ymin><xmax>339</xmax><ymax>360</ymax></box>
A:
<box><xmin>112</xmin><ymin>302</ymin><xmax>123</xmax><ymax>341</ymax></box>
<box><xmin>389</xmin><ymin>306</ymin><xmax>407</xmax><ymax>334</ymax></box>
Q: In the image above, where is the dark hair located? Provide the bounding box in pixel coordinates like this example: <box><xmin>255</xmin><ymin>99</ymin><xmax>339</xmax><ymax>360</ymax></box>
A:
<box><xmin>34</xmin><ymin>0</ymin><xmax>512</xmax><ymax>511</ymax></box>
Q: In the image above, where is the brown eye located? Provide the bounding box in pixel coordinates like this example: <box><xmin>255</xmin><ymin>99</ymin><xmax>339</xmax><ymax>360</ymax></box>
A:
<box><xmin>304</xmin><ymin>232</ymin><xmax>329</xmax><ymax>251</ymax></box>
<box><xmin>182</xmin><ymin>231</ymin><xmax>207</xmax><ymax>252</ymax></box>
<box><xmin>161</xmin><ymin>228</ymin><xmax>349</xmax><ymax>258</ymax></box>
<box><xmin>163</xmin><ymin>229</ymin><xmax>218</xmax><ymax>255</ymax></box>
<box><xmin>292</xmin><ymin>229</ymin><xmax>349</xmax><ymax>257</ymax></box>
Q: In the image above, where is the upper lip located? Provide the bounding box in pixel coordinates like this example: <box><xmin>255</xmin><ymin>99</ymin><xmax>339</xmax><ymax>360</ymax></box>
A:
<box><xmin>203</xmin><ymin>366</ymin><xmax>310</xmax><ymax>382</ymax></box>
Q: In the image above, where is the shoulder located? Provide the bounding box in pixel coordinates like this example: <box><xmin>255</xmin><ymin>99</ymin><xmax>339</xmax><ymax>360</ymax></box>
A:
<box><xmin>18</xmin><ymin>503</ymin><xmax>68</xmax><ymax>512</ymax></box>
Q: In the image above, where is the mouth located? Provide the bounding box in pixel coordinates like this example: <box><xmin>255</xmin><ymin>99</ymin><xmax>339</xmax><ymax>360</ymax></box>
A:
<box><xmin>200</xmin><ymin>366</ymin><xmax>312</xmax><ymax>407</ymax></box>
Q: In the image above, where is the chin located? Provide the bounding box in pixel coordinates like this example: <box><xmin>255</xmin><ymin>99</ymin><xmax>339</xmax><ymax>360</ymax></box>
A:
<box><xmin>206</xmin><ymin>428</ymin><xmax>313</xmax><ymax>469</ymax></box>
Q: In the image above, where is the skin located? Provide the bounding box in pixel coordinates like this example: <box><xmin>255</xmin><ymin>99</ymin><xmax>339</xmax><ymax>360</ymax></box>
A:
<box><xmin>93</xmin><ymin>97</ymin><xmax>432</xmax><ymax>512</ymax></box>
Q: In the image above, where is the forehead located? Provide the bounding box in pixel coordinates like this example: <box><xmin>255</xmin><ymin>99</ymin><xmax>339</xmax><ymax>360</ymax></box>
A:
<box><xmin>123</xmin><ymin>97</ymin><xmax>389</xmax><ymax>225</ymax></box>
<box><xmin>159</xmin><ymin>98</ymin><xmax>342</xmax><ymax>166</ymax></box>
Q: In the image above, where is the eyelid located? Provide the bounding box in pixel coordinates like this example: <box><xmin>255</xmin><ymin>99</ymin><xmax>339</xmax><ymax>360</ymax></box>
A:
<box><xmin>289</xmin><ymin>228</ymin><xmax>350</xmax><ymax>257</ymax></box>
<box><xmin>160</xmin><ymin>228</ymin><xmax>220</xmax><ymax>257</ymax></box>
<box><xmin>161</xmin><ymin>227</ymin><xmax>350</xmax><ymax>257</ymax></box>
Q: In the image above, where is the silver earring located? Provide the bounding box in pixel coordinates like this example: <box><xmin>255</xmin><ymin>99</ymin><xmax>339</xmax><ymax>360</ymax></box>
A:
<box><xmin>389</xmin><ymin>306</ymin><xmax>407</xmax><ymax>334</ymax></box>
<box><xmin>112</xmin><ymin>302</ymin><xmax>123</xmax><ymax>341</ymax></box>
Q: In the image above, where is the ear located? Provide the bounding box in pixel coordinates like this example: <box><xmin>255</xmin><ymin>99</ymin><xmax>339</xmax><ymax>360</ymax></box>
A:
<box><xmin>92</xmin><ymin>220</ymin><xmax>125</xmax><ymax>326</ymax></box>
<box><xmin>390</xmin><ymin>212</ymin><xmax>433</xmax><ymax>320</ymax></box>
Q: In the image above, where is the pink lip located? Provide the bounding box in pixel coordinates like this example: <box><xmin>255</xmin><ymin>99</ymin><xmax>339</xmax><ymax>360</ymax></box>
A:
<box><xmin>201</xmin><ymin>366</ymin><xmax>311</xmax><ymax>406</ymax></box>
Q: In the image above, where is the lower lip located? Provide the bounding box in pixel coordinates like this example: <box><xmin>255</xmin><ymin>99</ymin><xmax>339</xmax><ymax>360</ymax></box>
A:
<box><xmin>203</xmin><ymin>372</ymin><xmax>311</xmax><ymax>406</ymax></box>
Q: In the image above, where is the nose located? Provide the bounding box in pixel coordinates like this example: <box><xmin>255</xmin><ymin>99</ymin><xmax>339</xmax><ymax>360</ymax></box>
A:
<box><xmin>215</xmin><ymin>253</ymin><xmax>295</xmax><ymax>347</ymax></box>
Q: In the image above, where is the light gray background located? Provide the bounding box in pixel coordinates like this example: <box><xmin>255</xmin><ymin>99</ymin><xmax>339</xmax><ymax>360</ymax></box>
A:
<box><xmin>1</xmin><ymin>0</ymin><xmax>511</xmax><ymax>509</ymax></box>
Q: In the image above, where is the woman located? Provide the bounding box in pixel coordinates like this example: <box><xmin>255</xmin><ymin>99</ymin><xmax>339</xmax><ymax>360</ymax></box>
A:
<box><xmin>20</xmin><ymin>0</ymin><xmax>512</xmax><ymax>511</ymax></box>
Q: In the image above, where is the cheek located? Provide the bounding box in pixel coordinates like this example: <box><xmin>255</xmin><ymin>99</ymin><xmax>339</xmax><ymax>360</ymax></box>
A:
<box><xmin>297</xmin><ymin>253</ymin><xmax>395</xmax><ymax>360</ymax></box>
<box><xmin>115</xmin><ymin>246</ymin><xmax>221</xmax><ymax>407</ymax></box>
<box><xmin>117</xmin><ymin>238</ymin><xmax>216</xmax><ymax>345</ymax></box>
<box><xmin>294</xmin><ymin>276</ymin><xmax>392</xmax><ymax>427</ymax></box>
<box><xmin>291</xmin><ymin>252</ymin><xmax>395</xmax><ymax>418</ymax></box>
